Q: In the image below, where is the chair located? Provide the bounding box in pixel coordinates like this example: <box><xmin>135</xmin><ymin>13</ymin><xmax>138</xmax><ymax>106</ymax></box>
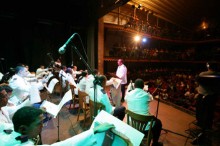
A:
<box><xmin>126</xmin><ymin>110</ymin><xmax>155</xmax><ymax>146</ymax></box>
<box><xmin>68</xmin><ymin>84</ymin><xmax>79</xmax><ymax>109</ymax></box>
<box><xmin>77</xmin><ymin>90</ymin><xmax>90</xmax><ymax>127</ymax></box>
<box><xmin>89</xmin><ymin>99</ymin><xmax>105</xmax><ymax>124</ymax></box>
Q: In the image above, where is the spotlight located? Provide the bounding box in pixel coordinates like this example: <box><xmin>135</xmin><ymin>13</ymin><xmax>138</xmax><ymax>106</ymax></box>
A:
<box><xmin>142</xmin><ymin>38</ymin><xmax>147</xmax><ymax>43</ymax></box>
<box><xmin>134</xmin><ymin>35</ymin><xmax>141</xmax><ymax>42</ymax></box>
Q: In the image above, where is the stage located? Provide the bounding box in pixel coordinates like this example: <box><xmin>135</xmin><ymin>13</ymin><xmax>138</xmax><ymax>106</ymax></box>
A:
<box><xmin>41</xmin><ymin>94</ymin><xmax>220</xmax><ymax>146</ymax></box>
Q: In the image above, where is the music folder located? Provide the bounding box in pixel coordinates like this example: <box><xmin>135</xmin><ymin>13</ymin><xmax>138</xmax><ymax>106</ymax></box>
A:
<box><xmin>106</xmin><ymin>77</ymin><xmax>122</xmax><ymax>89</ymax></box>
<box><xmin>91</xmin><ymin>110</ymin><xmax>144</xmax><ymax>146</ymax></box>
<box><xmin>40</xmin><ymin>89</ymin><xmax>72</xmax><ymax>118</ymax></box>
<box><xmin>44</xmin><ymin>78</ymin><xmax>59</xmax><ymax>94</ymax></box>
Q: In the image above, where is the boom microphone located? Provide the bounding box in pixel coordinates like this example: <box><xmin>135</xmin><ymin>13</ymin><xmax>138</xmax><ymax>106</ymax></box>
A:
<box><xmin>58</xmin><ymin>33</ymin><xmax>77</xmax><ymax>54</ymax></box>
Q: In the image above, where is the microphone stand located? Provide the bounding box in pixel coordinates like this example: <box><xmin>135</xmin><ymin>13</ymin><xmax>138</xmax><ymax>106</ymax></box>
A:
<box><xmin>71</xmin><ymin>45</ymin><xmax>99</xmax><ymax>119</ymax></box>
<box><xmin>56</xmin><ymin>72</ymin><xmax>64</xmax><ymax>142</ymax></box>
<box><xmin>153</xmin><ymin>83</ymin><xmax>188</xmax><ymax>138</ymax></box>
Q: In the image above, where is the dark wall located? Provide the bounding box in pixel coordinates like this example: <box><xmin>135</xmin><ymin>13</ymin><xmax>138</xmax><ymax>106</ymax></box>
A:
<box><xmin>0</xmin><ymin>17</ymin><xmax>89</xmax><ymax>73</ymax></box>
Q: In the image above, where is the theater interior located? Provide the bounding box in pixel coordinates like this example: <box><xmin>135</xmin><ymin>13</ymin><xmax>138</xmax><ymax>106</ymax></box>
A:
<box><xmin>1</xmin><ymin>0</ymin><xmax>220</xmax><ymax>145</ymax></box>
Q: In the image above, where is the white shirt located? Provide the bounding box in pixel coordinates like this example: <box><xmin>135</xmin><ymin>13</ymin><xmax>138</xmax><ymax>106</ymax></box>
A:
<box><xmin>9</xmin><ymin>74</ymin><xmax>31</xmax><ymax>102</ymax></box>
<box><xmin>59</xmin><ymin>70</ymin><xmax>68</xmax><ymax>88</ymax></box>
<box><xmin>116</xmin><ymin>64</ymin><xmax>127</xmax><ymax>84</ymax></box>
<box><xmin>0</xmin><ymin>108</ymin><xmax>11</xmax><ymax>124</ymax></box>
<box><xmin>85</xmin><ymin>74</ymin><xmax>95</xmax><ymax>94</ymax></box>
<box><xmin>78</xmin><ymin>77</ymin><xmax>87</xmax><ymax>92</ymax></box>
<box><xmin>9</xmin><ymin>74</ymin><xmax>41</xmax><ymax>105</ymax></box>
<box><xmin>36</xmin><ymin>68</ymin><xmax>49</xmax><ymax>79</ymax></box>
<box><xmin>66</xmin><ymin>73</ymin><xmax>78</xmax><ymax>94</ymax></box>
<box><xmin>72</xmin><ymin>70</ymin><xmax>81</xmax><ymax>80</ymax></box>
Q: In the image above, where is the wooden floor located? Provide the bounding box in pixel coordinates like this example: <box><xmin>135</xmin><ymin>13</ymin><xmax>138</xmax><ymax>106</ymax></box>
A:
<box><xmin>41</xmin><ymin>95</ymin><xmax>220</xmax><ymax>146</ymax></box>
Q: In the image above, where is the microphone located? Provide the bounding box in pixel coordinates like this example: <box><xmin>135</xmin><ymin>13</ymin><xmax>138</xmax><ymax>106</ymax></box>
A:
<box><xmin>58</xmin><ymin>33</ymin><xmax>77</xmax><ymax>54</ymax></box>
<box><xmin>130</xmin><ymin>80</ymin><xmax>134</xmax><ymax>90</ymax></box>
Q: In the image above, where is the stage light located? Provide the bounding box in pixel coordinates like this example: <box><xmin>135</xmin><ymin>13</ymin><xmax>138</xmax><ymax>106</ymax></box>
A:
<box><xmin>142</xmin><ymin>37</ymin><xmax>147</xmax><ymax>43</ymax></box>
<box><xmin>134</xmin><ymin>35</ymin><xmax>141</xmax><ymax>42</ymax></box>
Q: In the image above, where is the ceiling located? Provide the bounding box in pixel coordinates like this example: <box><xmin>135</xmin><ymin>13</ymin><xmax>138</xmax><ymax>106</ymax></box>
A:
<box><xmin>1</xmin><ymin>0</ymin><xmax>220</xmax><ymax>33</ymax></box>
<box><xmin>123</xmin><ymin>0</ymin><xmax>220</xmax><ymax>32</ymax></box>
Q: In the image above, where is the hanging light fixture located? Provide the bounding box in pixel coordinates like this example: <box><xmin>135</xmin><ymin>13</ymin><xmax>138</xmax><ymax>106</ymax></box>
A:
<box><xmin>200</xmin><ymin>18</ymin><xmax>209</xmax><ymax>30</ymax></box>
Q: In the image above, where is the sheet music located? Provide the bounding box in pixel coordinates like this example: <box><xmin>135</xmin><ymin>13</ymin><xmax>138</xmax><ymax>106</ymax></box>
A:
<box><xmin>40</xmin><ymin>89</ymin><xmax>72</xmax><ymax>117</ymax></box>
<box><xmin>29</xmin><ymin>84</ymin><xmax>41</xmax><ymax>104</ymax></box>
<box><xmin>112</xmin><ymin>78</ymin><xmax>122</xmax><ymax>89</ymax></box>
<box><xmin>107</xmin><ymin>77</ymin><xmax>122</xmax><ymax>89</ymax></box>
<box><xmin>44</xmin><ymin>78</ymin><xmax>59</xmax><ymax>93</ymax></box>
<box><xmin>91</xmin><ymin>110</ymin><xmax>144</xmax><ymax>146</ymax></box>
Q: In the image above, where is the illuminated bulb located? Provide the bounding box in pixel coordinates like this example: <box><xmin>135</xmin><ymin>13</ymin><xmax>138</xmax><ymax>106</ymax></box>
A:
<box><xmin>134</xmin><ymin>35</ymin><xmax>141</xmax><ymax>42</ymax></box>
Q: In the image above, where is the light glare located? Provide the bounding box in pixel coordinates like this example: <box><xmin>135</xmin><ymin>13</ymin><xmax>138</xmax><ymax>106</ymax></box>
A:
<box><xmin>134</xmin><ymin>35</ymin><xmax>141</xmax><ymax>42</ymax></box>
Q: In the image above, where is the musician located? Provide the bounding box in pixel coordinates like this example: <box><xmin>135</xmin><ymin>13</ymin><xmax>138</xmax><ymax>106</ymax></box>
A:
<box><xmin>0</xmin><ymin>106</ymin><xmax>115</xmax><ymax>145</ymax></box>
<box><xmin>192</xmin><ymin>62</ymin><xmax>220</xmax><ymax>145</ymax></box>
<box><xmin>0</xmin><ymin>84</ymin><xmax>31</xmax><ymax>127</ymax></box>
<box><xmin>88</xmin><ymin>75</ymin><xmax>126</xmax><ymax>121</ymax></box>
<box><xmin>35</xmin><ymin>65</ymin><xmax>50</xmax><ymax>79</ymax></box>
<box><xmin>71</xmin><ymin>65</ymin><xmax>82</xmax><ymax>83</ymax></box>
<box><xmin>0</xmin><ymin>86</ymin><xmax>12</xmax><ymax>125</ymax></box>
<box><xmin>0</xmin><ymin>72</ymin><xmax>3</xmax><ymax>81</ymax></box>
<box><xmin>58</xmin><ymin>65</ymin><xmax>68</xmax><ymax>89</ymax></box>
<box><xmin>125</xmin><ymin>78</ymin><xmax>163</xmax><ymax>146</ymax></box>
<box><xmin>54</xmin><ymin>58</ymin><xmax>62</xmax><ymax>69</ymax></box>
<box><xmin>8</xmin><ymin>66</ymin><xmax>42</xmax><ymax>105</ymax></box>
<box><xmin>85</xmin><ymin>69</ymin><xmax>99</xmax><ymax>95</ymax></box>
